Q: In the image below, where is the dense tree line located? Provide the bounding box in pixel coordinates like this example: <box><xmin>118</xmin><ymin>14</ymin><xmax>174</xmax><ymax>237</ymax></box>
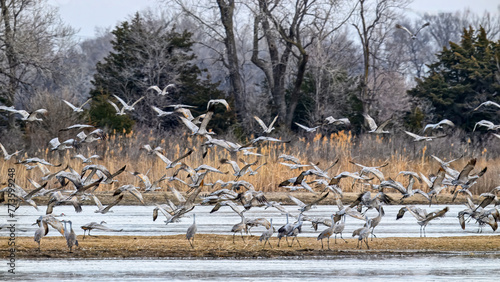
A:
<box><xmin>1</xmin><ymin>0</ymin><xmax>500</xmax><ymax>148</ymax></box>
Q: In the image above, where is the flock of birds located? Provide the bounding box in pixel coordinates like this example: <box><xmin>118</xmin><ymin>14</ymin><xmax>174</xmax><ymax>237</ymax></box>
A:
<box><xmin>1</xmin><ymin>84</ymin><xmax>500</xmax><ymax>253</ymax></box>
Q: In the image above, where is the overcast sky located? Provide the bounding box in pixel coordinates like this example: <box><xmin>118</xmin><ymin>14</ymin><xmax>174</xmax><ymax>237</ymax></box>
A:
<box><xmin>48</xmin><ymin>0</ymin><xmax>500</xmax><ymax>39</ymax></box>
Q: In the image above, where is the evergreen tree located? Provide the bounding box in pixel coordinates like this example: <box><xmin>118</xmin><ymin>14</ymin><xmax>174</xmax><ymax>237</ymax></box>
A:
<box><xmin>89</xmin><ymin>13</ymin><xmax>231</xmax><ymax>134</ymax></box>
<box><xmin>408</xmin><ymin>26</ymin><xmax>500</xmax><ymax>131</ymax></box>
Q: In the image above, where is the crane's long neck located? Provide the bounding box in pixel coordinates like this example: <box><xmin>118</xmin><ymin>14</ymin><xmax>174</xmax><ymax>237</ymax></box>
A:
<box><xmin>193</xmin><ymin>214</ymin><xmax>196</xmax><ymax>223</ymax></box>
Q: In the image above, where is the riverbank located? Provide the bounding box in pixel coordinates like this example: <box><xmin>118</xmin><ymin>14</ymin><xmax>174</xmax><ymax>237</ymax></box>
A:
<box><xmin>2</xmin><ymin>234</ymin><xmax>500</xmax><ymax>259</ymax></box>
<box><xmin>26</xmin><ymin>191</ymin><xmax>470</xmax><ymax>207</ymax></box>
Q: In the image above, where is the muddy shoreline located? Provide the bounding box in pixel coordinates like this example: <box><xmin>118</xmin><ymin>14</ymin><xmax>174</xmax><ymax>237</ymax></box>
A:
<box><xmin>2</xmin><ymin>234</ymin><xmax>500</xmax><ymax>259</ymax></box>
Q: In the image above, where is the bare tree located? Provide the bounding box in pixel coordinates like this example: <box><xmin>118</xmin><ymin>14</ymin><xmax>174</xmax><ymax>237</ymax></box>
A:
<box><xmin>0</xmin><ymin>0</ymin><xmax>75</xmax><ymax>128</ymax></box>
<box><xmin>250</xmin><ymin>0</ymin><xmax>357</xmax><ymax>129</ymax></box>
<box><xmin>351</xmin><ymin>0</ymin><xmax>409</xmax><ymax>113</ymax></box>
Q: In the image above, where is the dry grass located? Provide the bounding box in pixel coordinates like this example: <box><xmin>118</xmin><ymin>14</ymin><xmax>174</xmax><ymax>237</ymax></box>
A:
<box><xmin>2</xmin><ymin>234</ymin><xmax>500</xmax><ymax>259</ymax></box>
<box><xmin>1</xmin><ymin>129</ymin><xmax>498</xmax><ymax>195</ymax></box>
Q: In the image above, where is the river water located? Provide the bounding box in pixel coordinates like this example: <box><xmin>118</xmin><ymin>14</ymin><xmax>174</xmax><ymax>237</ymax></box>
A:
<box><xmin>6</xmin><ymin>255</ymin><xmax>500</xmax><ymax>281</ymax></box>
<box><xmin>0</xmin><ymin>204</ymin><xmax>496</xmax><ymax>238</ymax></box>
<box><xmin>2</xmin><ymin>204</ymin><xmax>499</xmax><ymax>280</ymax></box>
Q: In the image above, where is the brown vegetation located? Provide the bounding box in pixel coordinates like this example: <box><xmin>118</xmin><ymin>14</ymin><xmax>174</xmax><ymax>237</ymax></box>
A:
<box><xmin>1</xmin><ymin>129</ymin><xmax>496</xmax><ymax>196</ymax></box>
<box><xmin>2</xmin><ymin>234</ymin><xmax>500</xmax><ymax>259</ymax></box>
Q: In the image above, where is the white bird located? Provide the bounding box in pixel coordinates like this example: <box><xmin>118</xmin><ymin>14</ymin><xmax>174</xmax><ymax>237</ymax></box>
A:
<box><xmin>363</xmin><ymin>113</ymin><xmax>391</xmax><ymax>134</ymax></box>
<box><xmin>254</xmin><ymin>115</ymin><xmax>278</xmax><ymax>133</ymax></box>
<box><xmin>62</xmin><ymin>98</ymin><xmax>92</xmax><ymax>112</ymax></box>
<box><xmin>0</xmin><ymin>142</ymin><xmax>21</xmax><ymax>160</ymax></box>
<box><xmin>152</xmin><ymin>106</ymin><xmax>174</xmax><ymax>117</ymax></box>
<box><xmin>148</xmin><ymin>84</ymin><xmax>175</xmax><ymax>95</ymax></box>
<box><xmin>207</xmin><ymin>99</ymin><xmax>230</xmax><ymax>111</ymax></box>
<box><xmin>473</xmin><ymin>120</ymin><xmax>500</xmax><ymax>131</ymax></box>
<box><xmin>48</xmin><ymin>137</ymin><xmax>75</xmax><ymax>151</ymax></box>
<box><xmin>0</xmin><ymin>106</ymin><xmax>48</xmax><ymax>121</ymax></box>
<box><xmin>113</xmin><ymin>94</ymin><xmax>144</xmax><ymax>111</ymax></box>
<box><xmin>395</xmin><ymin>22</ymin><xmax>430</xmax><ymax>39</ymax></box>
<box><xmin>473</xmin><ymin>100</ymin><xmax>500</xmax><ymax>111</ymax></box>
<box><xmin>107</xmin><ymin>100</ymin><xmax>126</xmax><ymax>115</ymax></box>
<box><xmin>404</xmin><ymin>131</ymin><xmax>445</xmax><ymax>142</ymax></box>
<box><xmin>423</xmin><ymin>119</ymin><xmax>455</xmax><ymax>133</ymax></box>
<box><xmin>278</xmin><ymin>154</ymin><xmax>301</xmax><ymax>164</ymax></box>
<box><xmin>92</xmin><ymin>194</ymin><xmax>124</xmax><ymax>214</ymax></box>
<box><xmin>324</xmin><ymin>116</ymin><xmax>350</xmax><ymax>126</ymax></box>
<box><xmin>72</xmin><ymin>154</ymin><xmax>101</xmax><ymax>163</ymax></box>
<box><xmin>294</xmin><ymin>122</ymin><xmax>320</xmax><ymax>132</ymax></box>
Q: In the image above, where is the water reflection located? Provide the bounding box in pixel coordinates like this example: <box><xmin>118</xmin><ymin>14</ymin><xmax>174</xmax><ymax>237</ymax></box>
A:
<box><xmin>11</xmin><ymin>255</ymin><xmax>500</xmax><ymax>281</ymax></box>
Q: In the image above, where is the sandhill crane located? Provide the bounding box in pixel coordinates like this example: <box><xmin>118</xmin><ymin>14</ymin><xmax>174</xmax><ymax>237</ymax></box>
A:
<box><xmin>287</xmin><ymin>213</ymin><xmax>304</xmax><ymax>247</ymax></box>
<box><xmin>49</xmin><ymin>137</ymin><xmax>75</xmax><ymax>151</ymax></box>
<box><xmin>382</xmin><ymin>177</ymin><xmax>430</xmax><ymax>202</ymax></box>
<box><xmin>288</xmin><ymin>193</ymin><xmax>329</xmax><ymax>212</ymax></box>
<box><xmin>404</xmin><ymin>131</ymin><xmax>446</xmax><ymax>142</ymax></box>
<box><xmin>152</xmin><ymin>106</ymin><xmax>174</xmax><ymax>117</ymax></box>
<box><xmin>62</xmin><ymin>98</ymin><xmax>92</xmax><ymax>112</ymax></box>
<box><xmin>231</xmin><ymin>213</ymin><xmax>248</xmax><ymax>243</ymax></box>
<box><xmin>473</xmin><ymin>120</ymin><xmax>500</xmax><ymax>131</ymax></box>
<box><xmin>317</xmin><ymin>214</ymin><xmax>336</xmax><ymax>250</ymax></box>
<box><xmin>148</xmin><ymin>84</ymin><xmax>175</xmax><ymax>95</ymax></box>
<box><xmin>81</xmin><ymin>164</ymin><xmax>126</xmax><ymax>185</ymax></box>
<box><xmin>92</xmin><ymin>194</ymin><xmax>124</xmax><ymax>214</ymax></box>
<box><xmin>458</xmin><ymin>195</ymin><xmax>499</xmax><ymax>232</ymax></box>
<box><xmin>363</xmin><ymin>113</ymin><xmax>391</xmax><ymax>134</ymax></box>
<box><xmin>62</xmin><ymin>220</ymin><xmax>78</xmax><ymax>252</ymax></box>
<box><xmin>141</xmin><ymin>144</ymin><xmax>163</xmax><ymax>155</ymax></box>
<box><xmin>113</xmin><ymin>183</ymin><xmax>145</xmax><ymax>204</ymax></box>
<box><xmin>220</xmin><ymin>158</ymin><xmax>257</xmax><ymax>180</ymax></box>
<box><xmin>153</xmin><ymin>148</ymin><xmax>193</xmax><ymax>169</ymax></box>
<box><xmin>0</xmin><ymin>182</ymin><xmax>40</xmax><ymax>211</ymax></box>
<box><xmin>81</xmin><ymin>221</ymin><xmax>123</xmax><ymax>239</ymax></box>
<box><xmin>277</xmin><ymin>214</ymin><xmax>294</xmax><ymax>247</ymax></box>
<box><xmin>423</xmin><ymin>119</ymin><xmax>455</xmax><ymax>133</ymax></box>
<box><xmin>72</xmin><ymin>154</ymin><xmax>101</xmax><ymax>163</ymax></box>
<box><xmin>46</xmin><ymin>191</ymin><xmax>82</xmax><ymax>214</ymax></box>
<box><xmin>107</xmin><ymin>100</ymin><xmax>126</xmax><ymax>115</ymax></box>
<box><xmin>395</xmin><ymin>22</ymin><xmax>430</xmax><ymax>39</ymax></box>
<box><xmin>254</xmin><ymin>115</ymin><xmax>278</xmax><ymax>133</ymax></box>
<box><xmin>0</xmin><ymin>142</ymin><xmax>21</xmax><ymax>160</ymax></box>
<box><xmin>259</xmin><ymin>218</ymin><xmax>274</xmax><ymax>248</ymax></box>
<box><xmin>352</xmin><ymin>224</ymin><xmax>370</xmax><ymax>249</ymax></box>
<box><xmin>449</xmin><ymin>158</ymin><xmax>487</xmax><ymax>201</ymax></box>
<box><xmin>396</xmin><ymin>205</ymin><xmax>449</xmax><ymax>237</ymax></box>
<box><xmin>34</xmin><ymin>216</ymin><xmax>49</xmax><ymax>251</ymax></box>
<box><xmin>280</xmin><ymin>162</ymin><xmax>312</xmax><ymax>170</ymax></box>
<box><xmin>425</xmin><ymin>167</ymin><xmax>447</xmax><ymax>205</ymax></box>
<box><xmin>186</xmin><ymin>214</ymin><xmax>197</xmax><ymax>248</ymax></box>
<box><xmin>76</xmin><ymin>128</ymin><xmax>106</xmax><ymax>144</ymax></box>
<box><xmin>113</xmin><ymin>94</ymin><xmax>144</xmax><ymax>111</ymax></box>
<box><xmin>473</xmin><ymin>100</ymin><xmax>500</xmax><ymax>111</ymax></box>
<box><xmin>59</xmin><ymin>124</ymin><xmax>95</xmax><ymax>131</ymax></box>
<box><xmin>324</xmin><ymin>116</ymin><xmax>350</xmax><ymax>126</ymax></box>
<box><xmin>294</xmin><ymin>122</ymin><xmax>320</xmax><ymax>132</ymax></box>
<box><xmin>368</xmin><ymin>206</ymin><xmax>385</xmax><ymax>240</ymax></box>
<box><xmin>207</xmin><ymin>99</ymin><xmax>230</xmax><ymax>111</ymax></box>
<box><xmin>332</xmin><ymin>216</ymin><xmax>348</xmax><ymax>244</ymax></box>
<box><xmin>278</xmin><ymin>154</ymin><xmax>300</xmax><ymax>164</ymax></box>
<box><xmin>0</xmin><ymin>106</ymin><xmax>48</xmax><ymax>121</ymax></box>
<box><xmin>350</xmin><ymin>191</ymin><xmax>392</xmax><ymax>214</ymax></box>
